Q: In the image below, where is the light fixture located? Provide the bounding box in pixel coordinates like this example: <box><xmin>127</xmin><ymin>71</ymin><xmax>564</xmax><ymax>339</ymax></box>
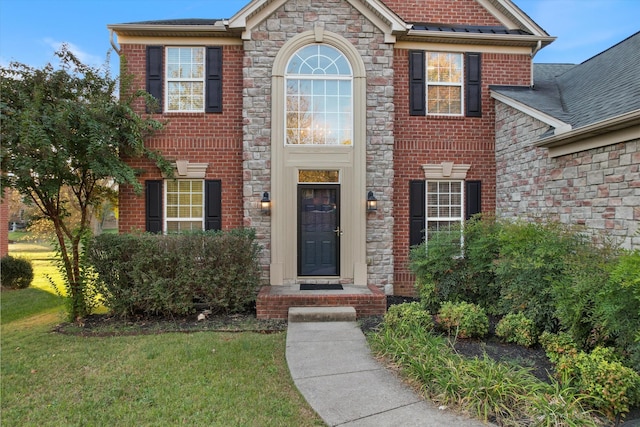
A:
<box><xmin>261</xmin><ymin>191</ymin><xmax>271</xmax><ymax>214</ymax></box>
<box><xmin>367</xmin><ymin>191</ymin><xmax>377</xmax><ymax>211</ymax></box>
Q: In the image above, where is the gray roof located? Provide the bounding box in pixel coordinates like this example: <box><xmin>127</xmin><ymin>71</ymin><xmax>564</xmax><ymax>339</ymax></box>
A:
<box><xmin>122</xmin><ymin>19</ymin><xmax>222</xmax><ymax>25</ymax></box>
<box><xmin>411</xmin><ymin>23</ymin><xmax>532</xmax><ymax>35</ymax></box>
<box><xmin>492</xmin><ymin>31</ymin><xmax>640</xmax><ymax>130</ymax></box>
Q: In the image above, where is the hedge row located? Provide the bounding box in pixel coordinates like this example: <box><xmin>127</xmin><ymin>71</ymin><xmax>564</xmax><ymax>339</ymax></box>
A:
<box><xmin>86</xmin><ymin>229</ymin><xmax>261</xmax><ymax>317</ymax></box>
<box><xmin>410</xmin><ymin>216</ymin><xmax>640</xmax><ymax>371</ymax></box>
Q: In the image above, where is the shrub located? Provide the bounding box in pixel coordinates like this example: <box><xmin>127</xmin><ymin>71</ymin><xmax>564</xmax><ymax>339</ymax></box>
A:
<box><xmin>593</xmin><ymin>249</ymin><xmax>640</xmax><ymax>371</ymax></box>
<box><xmin>382</xmin><ymin>302</ymin><xmax>433</xmax><ymax>337</ymax></box>
<box><xmin>1</xmin><ymin>255</ymin><xmax>34</xmax><ymax>289</ymax></box>
<box><xmin>462</xmin><ymin>215</ymin><xmax>502</xmax><ymax>311</ymax></box>
<box><xmin>410</xmin><ymin>226</ymin><xmax>469</xmax><ymax>312</ymax></box>
<box><xmin>495</xmin><ymin>220</ymin><xmax>585</xmax><ymax>334</ymax></box>
<box><xmin>371</xmin><ymin>315</ymin><xmax>599</xmax><ymax>426</ymax></box>
<box><xmin>410</xmin><ymin>216</ymin><xmax>503</xmax><ymax>313</ymax></box>
<box><xmin>86</xmin><ymin>229</ymin><xmax>261</xmax><ymax>317</ymax></box>
<box><xmin>436</xmin><ymin>301</ymin><xmax>488</xmax><ymax>339</ymax></box>
<box><xmin>554</xmin><ymin>347</ymin><xmax>640</xmax><ymax>421</ymax></box>
<box><xmin>539</xmin><ymin>331</ymin><xmax>579</xmax><ymax>365</ymax></box>
<box><xmin>495</xmin><ymin>312</ymin><xmax>537</xmax><ymax>347</ymax></box>
<box><xmin>552</xmin><ymin>238</ymin><xmax>619</xmax><ymax>352</ymax></box>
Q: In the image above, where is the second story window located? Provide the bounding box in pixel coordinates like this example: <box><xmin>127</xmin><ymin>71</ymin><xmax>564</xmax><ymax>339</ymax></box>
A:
<box><xmin>285</xmin><ymin>44</ymin><xmax>353</xmax><ymax>145</ymax></box>
<box><xmin>409</xmin><ymin>51</ymin><xmax>481</xmax><ymax>117</ymax></box>
<box><xmin>166</xmin><ymin>47</ymin><xmax>205</xmax><ymax>112</ymax></box>
<box><xmin>427</xmin><ymin>52</ymin><xmax>463</xmax><ymax>115</ymax></box>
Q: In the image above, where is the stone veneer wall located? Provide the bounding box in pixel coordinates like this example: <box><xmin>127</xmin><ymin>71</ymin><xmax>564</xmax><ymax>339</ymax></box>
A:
<box><xmin>242</xmin><ymin>0</ymin><xmax>395</xmax><ymax>288</ymax></box>
<box><xmin>495</xmin><ymin>102</ymin><xmax>640</xmax><ymax>249</ymax></box>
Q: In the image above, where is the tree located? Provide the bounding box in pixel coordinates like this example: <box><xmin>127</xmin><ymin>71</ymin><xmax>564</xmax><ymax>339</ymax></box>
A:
<box><xmin>0</xmin><ymin>46</ymin><xmax>170</xmax><ymax>320</ymax></box>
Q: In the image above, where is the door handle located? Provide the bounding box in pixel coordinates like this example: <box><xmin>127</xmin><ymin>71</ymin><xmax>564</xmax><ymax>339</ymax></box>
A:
<box><xmin>333</xmin><ymin>227</ymin><xmax>344</xmax><ymax>236</ymax></box>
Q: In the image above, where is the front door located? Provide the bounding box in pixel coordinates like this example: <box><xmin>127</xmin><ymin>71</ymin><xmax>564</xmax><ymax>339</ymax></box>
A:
<box><xmin>298</xmin><ymin>185</ymin><xmax>340</xmax><ymax>276</ymax></box>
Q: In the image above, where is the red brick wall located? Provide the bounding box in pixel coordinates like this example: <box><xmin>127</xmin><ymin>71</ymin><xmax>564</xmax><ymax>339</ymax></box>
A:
<box><xmin>382</xmin><ymin>0</ymin><xmax>502</xmax><ymax>25</ymax></box>
<box><xmin>392</xmin><ymin>49</ymin><xmax>531</xmax><ymax>295</ymax></box>
<box><xmin>118</xmin><ymin>44</ymin><xmax>244</xmax><ymax>233</ymax></box>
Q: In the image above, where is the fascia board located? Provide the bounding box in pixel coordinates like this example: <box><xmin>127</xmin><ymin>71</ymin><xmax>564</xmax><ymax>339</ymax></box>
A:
<box><xmin>478</xmin><ymin>0</ymin><xmax>551</xmax><ymax>37</ymax></box>
<box><xmin>347</xmin><ymin>0</ymin><xmax>411</xmax><ymax>34</ymax></box>
<box><xmin>535</xmin><ymin>110</ymin><xmax>640</xmax><ymax>157</ymax></box>
<box><xmin>107</xmin><ymin>23</ymin><xmax>228</xmax><ymax>37</ymax></box>
<box><xmin>406</xmin><ymin>30</ymin><xmax>555</xmax><ymax>48</ymax></box>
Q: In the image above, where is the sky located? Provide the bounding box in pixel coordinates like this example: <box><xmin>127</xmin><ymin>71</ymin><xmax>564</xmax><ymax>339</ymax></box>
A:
<box><xmin>1</xmin><ymin>0</ymin><xmax>639</xmax><ymax>74</ymax></box>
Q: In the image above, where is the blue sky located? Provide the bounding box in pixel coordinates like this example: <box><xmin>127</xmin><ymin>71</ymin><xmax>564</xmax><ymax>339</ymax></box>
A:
<box><xmin>1</xmin><ymin>0</ymin><xmax>638</xmax><ymax>73</ymax></box>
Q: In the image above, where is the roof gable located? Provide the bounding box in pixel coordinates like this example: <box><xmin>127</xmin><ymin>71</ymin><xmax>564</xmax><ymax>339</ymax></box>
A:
<box><xmin>228</xmin><ymin>0</ymin><xmax>552</xmax><ymax>45</ymax></box>
<box><xmin>228</xmin><ymin>0</ymin><xmax>408</xmax><ymax>42</ymax></box>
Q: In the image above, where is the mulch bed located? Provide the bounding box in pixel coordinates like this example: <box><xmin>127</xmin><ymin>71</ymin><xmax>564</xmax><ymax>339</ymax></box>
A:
<box><xmin>54</xmin><ymin>312</ymin><xmax>287</xmax><ymax>337</ymax></box>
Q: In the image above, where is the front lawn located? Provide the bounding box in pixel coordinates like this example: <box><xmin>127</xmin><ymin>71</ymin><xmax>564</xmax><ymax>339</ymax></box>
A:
<box><xmin>1</xmin><ymin>241</ymin><xmax>323</xmax><ymax>426</ymax></box>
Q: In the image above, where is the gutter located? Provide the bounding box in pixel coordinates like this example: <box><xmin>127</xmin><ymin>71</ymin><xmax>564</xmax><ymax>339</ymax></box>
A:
<box><xmin>405</xmin><ymin>30</ymin><xmax>555</xmax><ymax>47</ymax></box>
<box><xmin>109</xmin><ymin>29</ymin><xmax>120</xmax><ymax>55</ymax></box>
<box><xmin>535</xmin><ymin>109</ymin><xmax>640</xmax><ymax>149</ymax></box>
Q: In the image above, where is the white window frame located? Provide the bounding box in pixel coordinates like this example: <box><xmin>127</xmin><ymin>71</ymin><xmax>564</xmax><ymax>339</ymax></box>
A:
<box><xmin>165</xmin><ymin>47</ymin><xmax>205</xmax><ymax>113</ymax></box>
<box><xmin>426</xmin><ymin>52</ymin><xmax>464</xmax><ymax>116</ymax></box>
<box><xmin>284</xmin><ymin>44</ymin><xmax>354</xmax><ymax>146</ymax></box>
<box><xmin>425</xmin><ymin>180</ymin><xmax>465</xmax><ymax>244</ymax></box>
<box><xmin>164</xmin><ymin>179</ymin><xmax>205</xmax><ymax>233</ymax></box>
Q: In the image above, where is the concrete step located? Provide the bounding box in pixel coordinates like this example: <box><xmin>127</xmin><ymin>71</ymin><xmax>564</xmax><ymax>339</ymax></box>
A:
<box><xmin>288</xmin><ymin>306</ymin><xmax>357</xmax><ymax>322</ymax></box>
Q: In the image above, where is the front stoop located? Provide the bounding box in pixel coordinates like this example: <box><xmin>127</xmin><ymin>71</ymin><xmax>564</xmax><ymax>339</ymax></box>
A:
<box><xmin>288</xmin><ymin>306</ymin><xmax>356</xmax><ymax>322</ymax></box>
<box><xmin>256</xmin><ymin>284</ymin><xmax>387</xmax><ymax>320</ymax></box>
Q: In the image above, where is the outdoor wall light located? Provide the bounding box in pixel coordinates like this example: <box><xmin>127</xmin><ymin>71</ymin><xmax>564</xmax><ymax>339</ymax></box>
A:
<box><xmin>261</xmin><ymin>191</ymin><xmax>271</xmax><ymax>214</ymax></box>
<box><xmin>367</xmin><ymin>191</ymin><xmax>378</xmax><ymax>211</ymax></box>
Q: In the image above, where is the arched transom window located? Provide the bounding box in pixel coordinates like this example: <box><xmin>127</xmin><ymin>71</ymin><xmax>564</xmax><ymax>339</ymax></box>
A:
<box><xmin>285</xmin><ymin>44</ymin><xmax>353</xmax><ymax>145</ymax></box>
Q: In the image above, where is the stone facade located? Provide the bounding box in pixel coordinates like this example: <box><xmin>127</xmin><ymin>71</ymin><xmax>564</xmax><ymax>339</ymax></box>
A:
<box><xmin>242</xmin><ymin>0</ymin><xmax>395</xmax><ymax>288</ymax></box>
<box><xmin>495</xmin><ymin>102</ymin><xmax>640</xmax><ymax>249</ymax></box>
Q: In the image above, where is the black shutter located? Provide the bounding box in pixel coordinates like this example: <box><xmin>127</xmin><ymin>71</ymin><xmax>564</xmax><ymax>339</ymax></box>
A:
<box><xmin>409</xmin><ymin>50</ymin><xmax>426</xmax><ymax>116</ymax></box>
<box><xmin>409</xmin><ymin>180</ymin><xmax>426</xmax><ymax>246</ymax></box>
<box><xmin>146</xmin><ymin>46</ymin><xmax>163</xmax><ymax>113</ymax></box>
<box><xmin>465</xmin><ymin>52</ymin><xmax>482</xmax><ymax>117</ymax></box>
<box><xmin>204</xmin><ymin>180</ymin><xmax>222</xmax><ymax>230</ymax></box>
<box><xmin>205</xmin><ymin>47</ymin><xmax>222</xmax><ymax>113</ymax></box>
<box><xmin>146</xmin><ymin>180</ymin><xmax>163</xmax><ymax>233</ymax></box>
<box><xmin>466</xmin><ymin>180</ymin><xmax>482</xmax><ymax>220</ymax></box>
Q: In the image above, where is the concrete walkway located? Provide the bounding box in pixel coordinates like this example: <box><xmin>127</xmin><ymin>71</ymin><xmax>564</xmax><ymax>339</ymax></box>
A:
<box><xmin>286</xmin><ymin>319</ymin><xmax>492</xmax><ymax>426</ymax></box>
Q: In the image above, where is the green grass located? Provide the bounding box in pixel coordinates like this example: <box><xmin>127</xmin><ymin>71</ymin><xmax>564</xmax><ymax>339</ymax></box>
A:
<box><xmin>1</xmin><ymin>243</ymin><xmax>323</xmax><ymax>427</ymax></box>
<box><xmin>7</xmin><ymin>240</ymin><xmax>63</xmax><ymax>294</ymax></box>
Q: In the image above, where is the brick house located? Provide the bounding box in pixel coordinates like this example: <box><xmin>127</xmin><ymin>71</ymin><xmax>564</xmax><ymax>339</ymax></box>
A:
<box><xmin>107</xmin><ymin>0</ymin><xmax>555</xmax><ymax>309</ymax></box>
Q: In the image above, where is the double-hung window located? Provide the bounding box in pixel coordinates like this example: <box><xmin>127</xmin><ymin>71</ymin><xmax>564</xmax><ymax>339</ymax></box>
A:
<box><xmin>165</xmin><ymin>180</ymin><xmax>204</xmax><ymax>232</ymax></box>
<box><xmin>426</xmin><ymin>181</ymin><xmax>464</xmax><ymax>239</ymax></box>
<box><xmin>166</xmin><ymin>47</ymin><xmax>205</xmax><ymax>112</ymax></box>
<box><xmin>145</xmin><ymin>179</ymin><xmax>221</xmax><ymax>233</ymax></box>
<box><xmin>146</xmin><ymin>45</ymin><xmax>222</xmax><ymax>113</ymax></box>
<box><xmin>426</xmin><ymin>53</ymin><xmax>463</xmax><ymax>115</ymax></box>
<box><xmin>409</xmin><ymin>177</ymin><xmax>481</xmax><ymax>247</ymax></box>
<box><xmin>409</xmin><ymin>50</ymin><xmax>481</xmax><ymax>117</ymax></box>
